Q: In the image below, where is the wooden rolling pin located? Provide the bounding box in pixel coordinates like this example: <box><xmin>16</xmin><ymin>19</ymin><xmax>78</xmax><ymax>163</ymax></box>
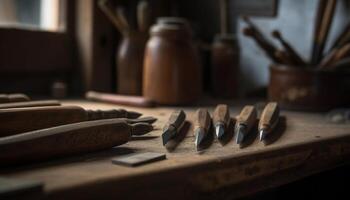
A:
<box><xmin>86</xmin><ymin>91</ymin><xmax>156</xmax><ymax>107</ymax></box>
<box><xmin>0</xmin><ymin>119</ymin><xmax>153</xmax><ymax>166</ymax></box>
<box><xmin>0</xmin><ymin>100</ymin><xmax>61</xmax><ymax>109</ymax></box>
<box><xmin>0</xmin><ymin>105</ymin><xmax>145</xmax><ymax>137</ymax></box>
<box><xmin>0</xmin><ymin>94</ymin><xmax>30</xmax><ymax>103</ymax></box>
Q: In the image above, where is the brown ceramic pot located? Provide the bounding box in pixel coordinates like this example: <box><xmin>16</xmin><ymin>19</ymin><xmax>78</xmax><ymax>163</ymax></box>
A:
<box><xmin>143</xmin><ymin>17</ymin><xmax>202</xmax><ymax>105</ymax></box>
<box><xmin>268</xmin><ymin>64</ymin><xmax>350</xmax><ymax>111</ymax></box>
<box><xmin>211</xmin><ymin>34</ymin><xmax>240</xmax><ymax>98</ymax></box>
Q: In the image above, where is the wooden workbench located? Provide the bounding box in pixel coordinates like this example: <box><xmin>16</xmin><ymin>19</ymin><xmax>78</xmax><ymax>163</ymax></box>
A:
<box><xmin>1</xmin><ymin>100</ymin><xmax>350</xmax><ymax>199</ymax></box>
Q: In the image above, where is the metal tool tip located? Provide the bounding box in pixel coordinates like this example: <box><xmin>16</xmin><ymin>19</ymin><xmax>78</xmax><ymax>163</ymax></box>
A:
<box><xmin>194</xmin><ymin>128</ymin><xmax>205</xmax><ymax>149</ymax></box>
<box><xmin>215</xmin><ymin>124</ymin><xmax>225</xmax><ymax>139</ymax></box>
<box><xmin>235</xmin><ymin>125</ymin><xmax>246</xmax><ymax>144</ymax></box>
<box><xmin>128</xmin><ymin>111</ymin><xmax>142</xmax><ymax>119</ymax></box>
<box><xmin>161</xmin><ymin>129</ymin><xmax>174</xmax><ymax>146</ymax></box>
<box><xmin>259</xmin><ymin>130</ymin><xmax>267</xmax><ymax>141</ymax></box>
<box><xmin>131</xmin><ymin>123</ymin><xmax>153</xmax><ymax>136</ymax></box>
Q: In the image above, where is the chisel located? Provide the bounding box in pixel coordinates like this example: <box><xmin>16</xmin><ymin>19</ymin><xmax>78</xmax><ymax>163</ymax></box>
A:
<box><xmin>0</xmin><ymin>105</ymin><xmax>150</xmax><ymax>137</ymax></box>
<box><xmin>194</xmin><ymin>109</ymin><xmax>212</xmax><ymax>151</ymax></box>
<box><xmin>271</xmin><ymin>30</ymin><xmax>306</xmax><ymax>66</ymax></box>
<box><xmin>0</xmin><ymin>94</ymin><xmax>30</xmax><ymax>103</ymax></box>
<box><xmin>0</xmin><ymin>119</ymin><xmax>153</xmax><ymax>166</ymax></box>
<box><xmin>162</xmin><ymin>110</ymin><xmax>186</xmax><ymax>145</ymax></box>
<box><xmin>242</xmin><ymin>27</ymin><xmax>281</xmax><ymax>63</ymax></box>
<box><xmin>212</xmin><ymin>104</ymin><xmax>230</xmax><ymax>139</ymax></box>
<box><xmin>259</xmin><ymin>102</ymin><xmax>280</xmax><ymax>141</ymax></box>
<box><xmin>235</xmin><ymin>105</ymin><xmax>257</xmax><ymax>145</ymax></box>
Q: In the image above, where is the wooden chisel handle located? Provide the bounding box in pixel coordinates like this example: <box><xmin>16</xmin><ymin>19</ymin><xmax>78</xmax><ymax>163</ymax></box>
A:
<box><xmin>0</xmin><ymin>119</ymin><xmax>152</xmax><ymax>166</ymax></box>
<box><xmin>0</xmin><ymin>106</ymin><xmax>142</xmax><ymax>137</ymax></box>
<box><xmin>0</xmin><ymin>106</ymin><xmax>86</xmax><ymax>137</ymax></box>
<box><xmin>213</xmin><ymin>104</ymin><xmax>230</xmax><ymax>126</ymax></box>
<box><xmin>236</xmin><ymin>105</ymin><xmax>257</xmax><ymax>133</ymax></box>
<box><xmin>0</xmin><ymin>93</ymin><xmax>30</xmax><ymax>103</ymax></box>
<box><xmin>86</xmin><ymin>91</ymin><xmax>156</xmax><ymax>107</ymax></box>
<box><xmin>194</xmin><ymin>109</ymin><xmax>211</xmax><ymax>133</ymax></box>
<box><xmin>259</xmin><ymin>102</ymin><xmax>280</xmax><ymax>132</ymax></box>
<box><xmin>0</xmin><ymin>100</ymin><xmax>61</xmax><ymax>109</ymax></box>
<box><xmin>165</xmin><ymin>110</ymin><xmax>186</xmax><ymax>130</ymax></box>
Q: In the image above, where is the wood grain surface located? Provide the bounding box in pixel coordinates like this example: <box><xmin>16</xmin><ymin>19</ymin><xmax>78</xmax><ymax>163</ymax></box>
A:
<box><xmin>2</xmin><ymin>100</ymin><xmax>350</xmax><ymax>200</ymax></box>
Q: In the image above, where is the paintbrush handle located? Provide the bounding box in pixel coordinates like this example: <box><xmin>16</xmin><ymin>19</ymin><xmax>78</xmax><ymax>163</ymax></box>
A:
<box><xmin>328</xmin><ymin>57</ymin><xmax>350</xmax><ymax>70</ymax></box>
<box><xmin>272</xmin><ymin>30</ymin><xmax>306</xmax><ymax>66</ymax></box>
<box><xmin>320</xmin><ymin>44</ymin><xmax>350</xmax><ymax>69</ymax></box>
<box><xmin>274</xmin><ymin>50</ymin><xmax>295</xmax><ymax>65</ymax></box>
<box><xmin>330</xmin><ymin>22</ymin><xmax>350</xmax><ymax>50</ymax></box>
<box><xmin>312</xmin><ymin>0</ymin><xmax>337</xmax><ymax>64</ymax></box>
<box><xmin>243</xmin><ymin>27</ymin><xmax>280</xmax><ymax>63</ymax></box>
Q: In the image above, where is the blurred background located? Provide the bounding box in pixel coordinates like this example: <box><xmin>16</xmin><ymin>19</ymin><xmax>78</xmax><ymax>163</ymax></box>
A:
<box><xmin>0</xmin><ymin>0</ymin><xmax>349</xmax><ymax>105</ymax></box>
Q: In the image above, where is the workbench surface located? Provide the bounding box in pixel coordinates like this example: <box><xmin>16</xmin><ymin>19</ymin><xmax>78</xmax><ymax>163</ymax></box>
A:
<box><xmin>2</xmin><ymin>100</ymin><xmax>350</xmax><ymax>199</ymax></box>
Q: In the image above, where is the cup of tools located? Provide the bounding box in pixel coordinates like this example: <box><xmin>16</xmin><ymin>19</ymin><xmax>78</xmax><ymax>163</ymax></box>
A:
<box><xmin>268</xmin><ymin>65</ymin><xmax>350</xmax><ymax>111</ymax></box>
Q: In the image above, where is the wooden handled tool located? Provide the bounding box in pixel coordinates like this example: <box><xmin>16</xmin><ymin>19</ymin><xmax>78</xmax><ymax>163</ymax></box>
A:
<box><xmin>86</xmin><ymin>91</ymin><xmax>156</xmax><ymax>107</ymax></box>
<box><xmin>0</xmin><ymin>105</ymin><xmax>144</xmax><ymax>137</ymax></box>
<box><xmin>311</xmin><ymin>0</ymin><xmax>327</xmax><ymax>63</ymax></box>
<box><xmin>98</xmin><ymin>0</ymin><xmax>129</xmax><ymax>36</ymax></box>
<box><xmin>242</xmin><ymin>16</ymin><xmax>280</xmax><ymax>61</ymax></box>
<box><xmin>137</xmin><ymin>0</ymin><xmax>152</xmax><ymax>33</ymax></box>
<box><xmin>194</xmin><ymin>109</ymin><xmax>212</xmax><ymax>151</ymax></box>
<box><xmin>242</xmin><ymin>27</ymin><xmax>280</xmax><ymax>63</ymax></box>
<box><xmin>311</xmin><ymin>0</ymin><xmax>337</xmax><ymax>64</ymax></box>
<box><xmin>259</xmin><ymin>102</ymin><xmax>280</xmax><ymax>141</ymax></box>
<box><xmin>116</xmin><ymin>7</ymin><xmax>130</xmax><ymax>32</ymax></box>
<box><xmin>162</xmin><ymin>110</ymin><xmax>186</xmax><ymax>145</ymax></box>
<box><xmin>235</xmin><ymin>105</ymin><xmax>257</xmax><ymax>145</ymax></box>
<box><xmin>0</xmin><ymin>100</ymin><xmax>61</xmax><ymax>109</ymax></box>
<box><xmin>271</xmin><ymin>30</ymin><xmax>306</xmax><ymax>66</ymax></box>
<box><xmin>274</xmin><ymin>50</ymin><xmax>295</xmax><ymax>65</ymax></box>
<box><xmin>328</xmin><ymin>57</ymin><xmax>350</xmax><ymax>71</ymax></box>
<box><xmin>320</xmin><ymin>43</ymin><xmax>350</xmax><ymax>69</ymax></box>
<box><xmin>213</xmin><ymin>104</ymin><xmax>230</xmax><ymax>139</ymax></box>
<box><xmin>0</xmin><ymin>119</ymin><xmax>153</xmax><ymax>166</ymax></box>
<box><xmin>329</xmin><ymin>22</ymin><xmax>350</xmax><ymax>51</ymax></box>
<box><xmin>0</xmin><ymin>94</ymin><xmax>30</xmax><ymax>103</ymax></box>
